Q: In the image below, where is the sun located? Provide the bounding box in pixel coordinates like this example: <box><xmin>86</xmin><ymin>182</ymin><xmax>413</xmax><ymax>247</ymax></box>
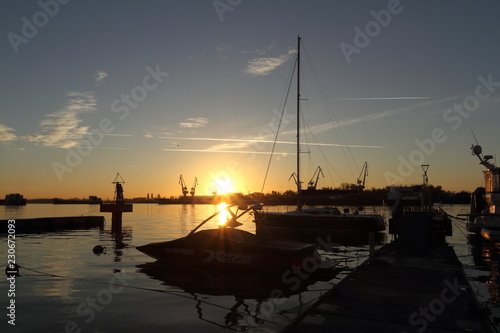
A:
<box><xmin>213</xmin><ymin>176</ymin><xmax>234</xmax><ymax>195</ymax></box>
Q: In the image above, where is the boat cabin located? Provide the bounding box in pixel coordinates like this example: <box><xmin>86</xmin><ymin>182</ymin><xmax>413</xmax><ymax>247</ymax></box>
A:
<box><xmin>484</xmin><ymin>168</ymin><xmax>500</xmax><ymax>214</ymax></box>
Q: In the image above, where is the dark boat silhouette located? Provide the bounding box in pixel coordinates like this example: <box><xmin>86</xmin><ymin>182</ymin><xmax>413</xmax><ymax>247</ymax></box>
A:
<box><xmin>137</xmin><ymin>203</ymin><xmax>332</xmax><ymax>271</ymax></box>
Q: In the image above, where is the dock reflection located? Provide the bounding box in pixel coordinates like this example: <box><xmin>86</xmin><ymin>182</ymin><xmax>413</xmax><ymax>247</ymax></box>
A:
<box><xmin>94</xmin><ymin>226</ymin><xmax>134</xmax><ymax>263</ymax></box>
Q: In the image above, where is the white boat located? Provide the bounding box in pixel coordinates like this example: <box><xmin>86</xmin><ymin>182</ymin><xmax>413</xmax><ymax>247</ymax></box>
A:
<box><xmin>469</xmin><ymin>145</ymin><xmax>500</xmax><ymax>243</ymax></box>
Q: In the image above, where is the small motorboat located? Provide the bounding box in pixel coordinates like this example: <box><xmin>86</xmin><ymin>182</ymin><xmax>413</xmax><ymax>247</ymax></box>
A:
<box><xmin>137</xmin><ymin>203</ymin><xmax>327</xmax><ymax>271</ymax></box>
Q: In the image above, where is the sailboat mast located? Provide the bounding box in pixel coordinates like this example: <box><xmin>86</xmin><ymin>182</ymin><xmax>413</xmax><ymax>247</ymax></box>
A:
<box><xmin>296</xmin><ymin>35</ymin><xmax>302</xmax><ymax>209</ymax></box>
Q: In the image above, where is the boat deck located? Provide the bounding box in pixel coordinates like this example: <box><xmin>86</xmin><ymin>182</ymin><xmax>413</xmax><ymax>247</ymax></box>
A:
<box><xmin>283</xmin><ymin>242</ymin><xmax>494</xmax><ymax>332</ymax></box>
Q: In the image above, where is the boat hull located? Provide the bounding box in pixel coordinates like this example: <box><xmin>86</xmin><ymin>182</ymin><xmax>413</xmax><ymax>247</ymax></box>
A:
<box><xmin>254</xmin><ymin>209</ymin><xmax>386</xmax><ymax>242</ymax></box>
<box><xmin>137</xmin><ymin>228</ymin><xmax>321</xmax><ymax>271</ymax></box>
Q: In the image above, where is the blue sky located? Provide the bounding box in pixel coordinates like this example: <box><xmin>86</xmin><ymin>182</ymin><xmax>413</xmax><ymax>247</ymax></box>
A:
<box><xmin>1</xmin><ymin>0</ymin><xmax>500</xmax><ymax>199</ymax></box>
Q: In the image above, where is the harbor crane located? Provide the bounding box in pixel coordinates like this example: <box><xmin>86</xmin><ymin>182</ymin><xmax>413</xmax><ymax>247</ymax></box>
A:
<box><xmin>179</xmin><ymin>175</ymin><xmax>188</xmax><ymax>197</ymax></box>
<box><xmin>307</xmin><ymin>166</ymin><xmax>324</xmax><ymax>190</ymax></box>
<box><xmin>289</xmin><ymin>172</ymin><xmax>301</xmax><ymax>188</ymax></box>
<box><xmin>190</xmin><ymin>177</ymin><xmax>198</xmax><ymax>196</ymax></box>
<box><xmin>356</xmin><ymin>162</ymin><xmax>368</xmax><ymax>190</ymax></box>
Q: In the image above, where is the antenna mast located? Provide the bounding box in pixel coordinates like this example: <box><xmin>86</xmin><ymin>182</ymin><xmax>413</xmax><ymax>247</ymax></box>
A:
<box><xmin>296</xmin><ymin>35</ymin><xmax>302</xmax><ymax>209</ymax></box>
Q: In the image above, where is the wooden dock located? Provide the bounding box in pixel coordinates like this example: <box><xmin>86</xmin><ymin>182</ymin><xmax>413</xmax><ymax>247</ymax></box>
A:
<box><xmin>1</xmin><ymin>216</ymin><xmax>105</xmax><ymax>233</ymax></box>
<box><xmin>283</xmin><ymin>243</ymin><xmax>493</xmax><ymax>332</ymax></box>
<box><xmin>283</xmin><ymin>208</ymin><xmax>495</xmax><ymax>332</ymax></box>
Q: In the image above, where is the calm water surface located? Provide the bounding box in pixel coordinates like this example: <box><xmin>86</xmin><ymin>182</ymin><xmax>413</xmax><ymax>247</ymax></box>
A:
<box><xmin>1</xmin><ymin>204</ymin><xmax>499</xmax><ymax>332</ymax></box>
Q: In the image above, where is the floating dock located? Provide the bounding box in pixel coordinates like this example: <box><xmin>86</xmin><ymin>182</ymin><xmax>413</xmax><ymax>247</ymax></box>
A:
<box><xmin>1</xmin><ymin>216</ymin><xmax>105</xmax><ymax>233</ymax></box>
<box><xmin>283</xmin><ymin>205</ymin><xmax>495</xmax><ymax>332</ymax></box>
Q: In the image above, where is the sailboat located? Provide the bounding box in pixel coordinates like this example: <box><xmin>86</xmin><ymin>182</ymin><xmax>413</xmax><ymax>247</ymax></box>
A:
<box><xmin>253</xmin><ymin>36</ymin><xmax>386</xmax><ymax>242</ymax></box>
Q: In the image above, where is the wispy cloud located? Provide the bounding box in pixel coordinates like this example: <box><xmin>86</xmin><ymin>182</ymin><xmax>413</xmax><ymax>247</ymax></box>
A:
<box><xmin>144</xmin><ymin>126</ymin><xmax>172</xmax><ymax>139</ymax></box>
<box><xmin>245</xmin><ymin>48</ymin><xmax>296</xmax><ymax>76</ymax></box>
<box><xmin>93</xmin><ymin>147</ymin><xmax>128</xmax><ymax>150</ymax></box>
<box><xmin>179</xmin><ymin>117</ymin><xmax>209</xmax><ymax>128</ymax></box>
<box><xmin>0</xmin><ymin>124</ymin><xmax>17</xmax><ymax>141</ymax></box>
<box><xmin>240</xmin><ymin>43</ymin><xmax>277</xmax><ymax>55</ymax></box>
<box><xmin>215</xmin><ymin>43</ymin><xmax>232</xmax><ymax>52</ymax></box>
<box><xmin>23</xmin><ymin>91</ymin><xmax>97</xmax><ymax>148</ymax></box>
<box><xmin>93</xmin><ymin>70</ymin><xmax>108</xmax><ymax>85</ymax></box>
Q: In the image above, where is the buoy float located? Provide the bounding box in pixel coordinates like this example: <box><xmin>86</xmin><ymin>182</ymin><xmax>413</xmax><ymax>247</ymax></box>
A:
<box><xmin>92</xmin><ymin>245</ymin><xmax>105</xmax><ymax>254</ymax></box>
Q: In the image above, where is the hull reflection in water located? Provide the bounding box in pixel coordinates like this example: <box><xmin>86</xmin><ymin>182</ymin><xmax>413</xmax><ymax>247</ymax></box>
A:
<box><xmin>137</xmin><ymin>261</ymin><xmax>339</xmax><ymax>330</ymax></box>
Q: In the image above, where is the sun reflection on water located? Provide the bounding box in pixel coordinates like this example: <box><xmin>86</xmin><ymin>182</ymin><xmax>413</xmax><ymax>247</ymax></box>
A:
<box><xmin>217</xmin><ymin>202</ymin><xmax>229</xmax><ymax>226</ymax></box>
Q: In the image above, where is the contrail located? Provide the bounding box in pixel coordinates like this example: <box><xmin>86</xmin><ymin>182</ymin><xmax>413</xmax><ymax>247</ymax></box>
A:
<box><xmin>163</xmin><ymin>148</ymin><xmax>293</xmax><ymax>154</ymax></box>
<box><xmin>162</xmin><ymin>136</ymin><xmax>384</xmax><ymax>149</ymax></box>
<box><xmin>329</xmin><ymin>97</ymin><xmax>430</xmax><ymax>101</ymax></box>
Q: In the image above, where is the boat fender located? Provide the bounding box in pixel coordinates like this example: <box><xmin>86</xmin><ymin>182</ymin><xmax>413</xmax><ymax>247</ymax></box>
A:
<box><xmin>92</xmin><ymin>245</ymin><xmax>106</xmax><ymax>254</ymax></box>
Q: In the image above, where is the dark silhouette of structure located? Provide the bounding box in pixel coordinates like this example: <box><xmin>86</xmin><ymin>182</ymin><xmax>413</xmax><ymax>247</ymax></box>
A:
<box><xmin>100</xmin><ymin>173</ymin><xmax>133</xmax><ymax>232</ymax></box>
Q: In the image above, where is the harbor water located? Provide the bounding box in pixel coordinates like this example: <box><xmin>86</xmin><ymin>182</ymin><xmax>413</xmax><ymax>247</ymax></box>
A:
<box><xmin>1</xmin><ymin>203</ymin><xmax>499</xmax><ymax>332</ymax></box>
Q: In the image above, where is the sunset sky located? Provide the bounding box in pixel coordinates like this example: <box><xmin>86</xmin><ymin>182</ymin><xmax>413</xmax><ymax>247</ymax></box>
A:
<box><xmin>1</xmin><ymin>1</ymin><xmax>500</xmax><ymax>199</ymax></box>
